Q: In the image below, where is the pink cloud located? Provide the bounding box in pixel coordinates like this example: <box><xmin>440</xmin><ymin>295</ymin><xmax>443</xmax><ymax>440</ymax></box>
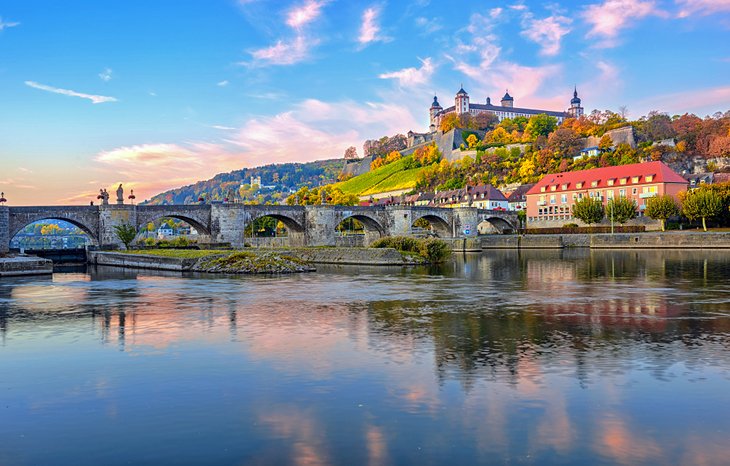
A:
<box><xmin>521</xmin><ymin>14</ymin><xmax>572</xmax><ymax>56</ymax></box>
<box><xmin>676</xmin><ymin>0</ymin><xmax>730</xmax><ymax>17</ymax></box>
<box><xmin>583</xmin><ymin>0</ymin><xmax>666</xmax><ymax>47</ymax></box>
<box><xmin>286</xmin><ymin>0</ymin><xmax>325</xmax><ymax>29</ymax></box>
<box><xmin>633</xmin><ymin>85</ymin><xmax>730</xmax><ymax>116</ymax></box>
<box><xmin>359</xmin><ymin>7</ymin><xmax>389</xmax><ymax>45</ymax></box>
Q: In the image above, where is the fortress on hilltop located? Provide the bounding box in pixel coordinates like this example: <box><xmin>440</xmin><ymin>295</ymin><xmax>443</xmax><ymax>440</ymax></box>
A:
<box><xmin>428</xmin><ymin>86</ymin><xmax>584</xmax><ymax>130</ymax></box>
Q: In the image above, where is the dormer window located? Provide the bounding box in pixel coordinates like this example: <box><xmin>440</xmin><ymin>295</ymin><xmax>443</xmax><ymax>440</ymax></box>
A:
<box><xmin>576</xmin><ymin>182</ymin><xmax>583</xmax><ymax>189</ymax></box>
<box><xmin>561</xmin><ymin>183</ymin><xmax>568</xmax><ymax>190</ymax></box>
<box><xmin>620</xmin><ymin>178</ymin><xmax>627</xmax><ymax>185</ymax></box>
<box><xmin>540</xmin><ymin>186</ymin><xmax>546</xmax><ymax>192</ymax></box>
<box><xmin>591</xmin><ymin>180</ymin><xmax>599</xmax><ymax>188</ymax></box>
<box><xmin>632</xmin><ymin>176</ymin><xmax>640</xmax><ymax>183</ymax></box>
<box><xmin>607</xmin><ymin>179</ymin><xmax>615</xmax><ymax>186</ymax></box>
<box><xmin>646</xmin><ymin>175</ymin><xmax>654</xmax><ymax>182</ymax></box>
<box><xmin>550</xmin><ymin>185</ymin><xmax>557</xmax><ymax>191</ymax></box>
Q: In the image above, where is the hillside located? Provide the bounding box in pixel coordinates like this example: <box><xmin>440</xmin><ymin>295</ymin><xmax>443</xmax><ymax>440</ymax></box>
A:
<box><xmin>334</xmin><ymin>156</ymin><xmax>426</xmax><ymax>197</ymax></box>
<box><xmin>145</xmin><ymin>159</ymin><xmax>345</xmax><ymax>205</ymax></box>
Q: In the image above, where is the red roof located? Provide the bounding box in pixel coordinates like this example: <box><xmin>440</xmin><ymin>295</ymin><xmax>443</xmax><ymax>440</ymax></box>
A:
<box><xmin>526</xmin><ymin>161</ymin><xmax>687</xmax><ymax>196</ymax></box>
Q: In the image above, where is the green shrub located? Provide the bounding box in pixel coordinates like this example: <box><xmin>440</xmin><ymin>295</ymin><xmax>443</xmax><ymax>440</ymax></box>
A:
<box><xmin>371</xmin><ymin>236</ymin><xmax>451</xmax><ymax>263</ymax></box>
<box><xmin>563</xmin><ymin>223</ymin><xmax>579</xmax><ymax>228</ymax></box>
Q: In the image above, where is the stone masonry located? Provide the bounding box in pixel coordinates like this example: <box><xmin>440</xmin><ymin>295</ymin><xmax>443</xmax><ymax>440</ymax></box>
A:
<box><xmin>2</xmin><ymin>204</ymin><xmax>519</xmax><ymax>250</ymax></box>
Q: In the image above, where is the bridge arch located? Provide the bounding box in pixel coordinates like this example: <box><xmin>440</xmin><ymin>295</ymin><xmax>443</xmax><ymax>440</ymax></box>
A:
<box><xmin>337</xmin><ymin>213</ymin><xmax>385</xmax><ymax>246</ymax></box>
<box><xmin>244</xmin><ymin>212</ymin><xmax>306</xmax><ymax>247</ymax></box>
<box><xmin>478</xmin><ymin>216</ymin><xmax>517</xmax><ymax>234</ymax></box>
<box><xmin>9</xmin><ymin>208</ymin><xmax>100</xmax><ymax>246</ymax></box>
<box><xmin>412</xmin><ymin>214</ymin><xmax>451</xmax><ymax>238</ymax></box>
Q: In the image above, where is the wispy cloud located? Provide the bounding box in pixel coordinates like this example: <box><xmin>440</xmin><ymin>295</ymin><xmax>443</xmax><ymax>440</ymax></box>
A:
<box><xmin>359</xmin><ymin>7</ymin><xmax>389</xmax><ymax>46</ymax></box>
<box><xmin>286</xmin><ymin>0</ymin><xmax>326</xmax><ymax>29</ymax></box>
<box><xmin>247</xmin><ymin>0</ymin><xmax>326</xmax><ymax>66</ymax></box>
<box><xmin>582</xmin><ymin>0</ymin><xmax>666</xmax><ymax>47</ymax></box>
<box><xmin>98</xmin><ymin>68</ymin><xmax>113</xmax><ymax>82</ymax></box>
<box><xmin>25</xmin><ymin>81</ymin><xmax>118</xmax><ymax>104</ymax></box>
<box><xmin>676</xmin><ymin>0</ymin><xmax>730</xmax><ymax>17</ymax></box>
<box><xmin>634</xmin><ymin>85</ymin><xmax>730</xmax><ymax>115</ymax></box>
<box><xmin>217</xmin><ymin>80</ymin><xmax>229</xmax><ymax>87</ymax></box>
<box><xmin>0</xmin><ymin>17</ymin><xmax>20</xmax><ymax>31</ymax></box>
<box><xmin>209</xmin><ymin>124</ymin><xmax>236</xmax><ymax>130</ymax></box>
<box><xmin>414</xmin><ymin>17</ymin><xmax>442</xmax><ymax>34</ymax></box>
<box><xmin>379</xmin><ymin>57</ymin><xmax>435</xmax><ymax>87</ymax></box>
<box><xmin>521</xmin><ymin>13</ymin><xmax>572</xmax><ymax>56</ymax></box>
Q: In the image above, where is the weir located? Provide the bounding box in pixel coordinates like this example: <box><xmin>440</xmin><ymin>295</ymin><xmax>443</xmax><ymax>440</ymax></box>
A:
<box><xmin>0</xmin><ymin>204</ymin><xmax>518</xmax><ymax>252</ymax></box>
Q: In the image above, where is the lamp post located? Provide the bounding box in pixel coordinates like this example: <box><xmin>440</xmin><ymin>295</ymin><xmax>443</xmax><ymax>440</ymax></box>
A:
<box><xmin>610</xmin><ymin>197</ymin><xmax>614</xmax><ymax>235</ymax></box>
<box><xmin>128</xmin><ymin>190</ymin><xmax>136</xmax><ymax>206</ymax></box>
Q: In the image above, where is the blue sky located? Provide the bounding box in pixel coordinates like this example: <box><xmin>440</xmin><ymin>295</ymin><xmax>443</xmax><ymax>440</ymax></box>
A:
<box><xmin>1</xmin><ymin>0</ymin><xmax>729</xmax><ymax>204</ymax></box>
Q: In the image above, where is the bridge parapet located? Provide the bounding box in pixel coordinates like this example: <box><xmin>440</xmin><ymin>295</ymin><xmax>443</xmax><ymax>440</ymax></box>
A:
<box><xmin>0</xmin><ymin>206</ymin><xmax>8</xmax><ymax>254</ymax></box>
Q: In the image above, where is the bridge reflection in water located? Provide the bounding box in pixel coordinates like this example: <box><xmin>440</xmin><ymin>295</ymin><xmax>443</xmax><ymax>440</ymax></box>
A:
<box><xmin>0</xmin><ymin>249</ymin><xmax>729</xmax><ymax>465</ymax></box>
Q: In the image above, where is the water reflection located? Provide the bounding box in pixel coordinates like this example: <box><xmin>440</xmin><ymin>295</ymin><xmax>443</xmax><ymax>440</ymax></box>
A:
<box><xmin>0</xmin><ymin>251</ymin><xmax>729</xmax><ymax>465</ymax></box>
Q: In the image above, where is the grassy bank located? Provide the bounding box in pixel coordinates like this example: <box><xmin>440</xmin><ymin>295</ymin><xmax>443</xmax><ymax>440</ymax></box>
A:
<box><xmin>371</xmin><ymin>236</ymin><xmax>452</xmax><ymax>263</ymax></box>
<box><xmin>118</xmin><ymin>249</ymin><xmax>314</xmax><ymax>273</ymax></box>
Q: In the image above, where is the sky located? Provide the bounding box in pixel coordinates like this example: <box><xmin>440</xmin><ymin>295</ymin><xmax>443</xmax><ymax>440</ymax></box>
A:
<box><xmin>1</xmin><ymin>0</ymin><xmax>729</xmax><ymax>205</ymax></box>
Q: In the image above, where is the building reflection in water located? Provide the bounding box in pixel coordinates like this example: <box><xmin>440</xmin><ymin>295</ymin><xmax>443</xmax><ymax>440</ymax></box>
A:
<box><xmin>0</xmin><ymin>252</ymin><xmax>729</xmax><ymax>465</ymax></box>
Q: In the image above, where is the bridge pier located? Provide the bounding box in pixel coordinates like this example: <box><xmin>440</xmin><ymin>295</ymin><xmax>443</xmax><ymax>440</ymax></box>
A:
<box><xmin>0</xmin><ymin>206</ymin><xmax>9</xmax><ymax>254</ymax></box>
<box><xmin>211</xmin><ymin>204</ymin><xmax>247</xmax><ymax>247</ymax></box>
<box><xmin>453</xmin><ymin>208</ymin><xmax>480</xmax><ymax>238</ymax></box>
<box><xmin>99</xmin><ymin>205</ymin><xmax>137</xmax><ymax>249</ymax></box>
<box><xmin>304</xmin><ymin>206</ymin><xmax>337</xmax><ymax>247</ymax></box>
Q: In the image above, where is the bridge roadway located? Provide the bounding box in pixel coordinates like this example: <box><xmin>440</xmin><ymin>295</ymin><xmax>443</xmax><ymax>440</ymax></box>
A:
<box><xmin>0</xmin><ymin>204</ymin><xmax>518</xmax><ymax>253</ymax></box>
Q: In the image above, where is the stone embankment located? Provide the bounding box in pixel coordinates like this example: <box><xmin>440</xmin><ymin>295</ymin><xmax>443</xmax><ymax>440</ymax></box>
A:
<box><xmin>281</xmin><ymin>247</ymin><xmax>428</xmax><ymax>265</ymax></box>
<box><xmin>480</xmin><ymin>232</ymin><xmax>730</xmax><ymax>249</ymax></box>
<box><xmin>89</xmin><ymin>251</ymin><xmax>314</xmax><ymax>274</ymax></box>
<box><xmin>0</xmin><ymin>255</ymin><xmax>53</xmax><ymax>277</ymax></box>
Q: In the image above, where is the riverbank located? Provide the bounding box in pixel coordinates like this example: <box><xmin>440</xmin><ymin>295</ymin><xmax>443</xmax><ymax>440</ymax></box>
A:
<box><xmin>480</xmin><ymin>231</ymin><xmax>730</xmax><ymax>249</ymax></box>
<box><xmin>0</xmin><ymin>254</ymin><xmax>53</xmax><ymax>277</ymax></box>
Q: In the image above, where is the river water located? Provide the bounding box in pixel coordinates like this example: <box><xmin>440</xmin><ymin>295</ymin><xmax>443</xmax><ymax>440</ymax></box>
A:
<box><xmin>1</xmin><ymin>250</ymin><xmax>729</xmax><ymax>465</ymax></box>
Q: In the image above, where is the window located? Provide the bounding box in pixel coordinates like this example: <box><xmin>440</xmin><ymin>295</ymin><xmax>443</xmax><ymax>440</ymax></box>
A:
<box><xmin>550</xmin><ymin>195</ymin><xmax>556</xmax><ymax>205</ymax></box>
<box><xmin>607</xmin><ymin>179</ymin><xmax>615</xmax><ymax>186</ymax></box>
<box><xmin>607</xmin><ymin>190</ymin><xmax>614</xmax><ymax>200</ymax></box>
<box><xmin>619</xmin><ymin>189</ymin><xmax>626</xmax><ymax>197</ymax></box>
<box><xmin>540</xmin><ymin>186</ymin><xmax>546</xmax><ymax>192</ymax></box>
<box><xmin>561</xmin><ymin>194</ymin><xmax>567</xmax><ymax>204</ymax></box>
<box><xmin>632</xmin><ymin>188</ymin><xmax>637</xmax><ymax>195</ymax></box>
<box><xmin>561</xmin><ymin>184</ymin><xmax>568</xmax><ymax>190</ymax></box>
<box><xmin>550</xmin><ymin>185</ymin><xmax>557</xmax><ymax>191</ymax></box>
<box><xmin>620</xmin><ymin>178</ymin><xmax>627</xmax><ymax>185</ymax></box>
<box><xmin>591</xmin><ymin>180</ymin><xmax>599</xmax><ymax>187</ymax></box>
<box><xmin>576</xmin><ymin>182</ymin><xmax>583</xmax><ymax>189</ymax></box>
<box><xmin>646</xmin><ymin>175</ymin><xmax>654</xmax><ymax>182</ymax></box>
<box><xmin>632</xmin><ymin>176</ymin><xmax>640</xmax><ymax>183</ymax></box>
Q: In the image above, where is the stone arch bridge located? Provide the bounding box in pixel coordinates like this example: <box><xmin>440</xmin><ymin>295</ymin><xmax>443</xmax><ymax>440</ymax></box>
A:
<box><xmin>0</xmin><ymin>204</ymin><xmax>518</xmax><ymax>252</ymax></box>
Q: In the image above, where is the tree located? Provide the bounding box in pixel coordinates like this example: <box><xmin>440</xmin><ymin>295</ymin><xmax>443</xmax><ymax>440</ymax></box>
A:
<box><xmin>524</xmin><ymin>114</ymin><xmax>558</xmax><ymax>141</ymax></box>
<box><xmin>113</xmin><ymin>223</ymin><xmax>137</xmax><ymax>250</ymax></box>
<box><xmin>547</xmin><ymin>128</ymin><xmax>582</xmax><ymax>158</ymax></box>
<box><xmin>571</xmin><ymin>197</ymin><xmax>604</xmax><ymax>226</ymax></box>
<box><xmin>343</xmin><ymin>146</ymin><xmax>358</xmax><ymax>160</ymax></box>
<box><xmin>466</xmin><ymin>134</ymin><xmax>478</xmax><ymax>148</ymax></box>
<box><xmin>645</xmin><ymin>195</ymin><xmax>679</xmax><ymax>231</ymax></box>
<box><xmin>607</xmin><ymin>197</ymin><xmax>638</xmax><ymax>224</ymax></box>
<box><xmin>439</xmin><ymin>114</ymin><xmax>459</xmax><ymax>132</ymax></box>
<box><xmin>474</xmin><ymin>112</ymin><xmax>499</xmax><ymax>131</ymax></box>
<box><xmin>682</xmin><ymin>190</ymin><xmax>723</xmax><ymax>231</ymax></box>
<box><xmin>598</xmin><ymin>134</ymin><xmax>613</xmax><ymax>151</ymax></box>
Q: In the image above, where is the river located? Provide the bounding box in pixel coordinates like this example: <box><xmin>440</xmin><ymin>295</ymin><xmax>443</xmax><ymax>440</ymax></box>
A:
<box><xmin>1</xmin><ymin>249</ymin><xmax>729</xmax><ymax>465</ymax></box>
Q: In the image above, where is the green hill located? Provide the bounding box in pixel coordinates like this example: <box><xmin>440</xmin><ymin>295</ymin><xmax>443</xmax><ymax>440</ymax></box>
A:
<box><xmin>335</xmin><ymin>156</ymin><xmax>426</xmax><ymax>197</ymax></box>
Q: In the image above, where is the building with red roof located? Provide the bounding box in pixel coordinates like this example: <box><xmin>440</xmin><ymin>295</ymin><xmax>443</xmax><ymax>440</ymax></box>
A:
<box><xmin>525</xmin><ymin>161</ymin><xmax>688</xmax><ymax>223</ymax></box>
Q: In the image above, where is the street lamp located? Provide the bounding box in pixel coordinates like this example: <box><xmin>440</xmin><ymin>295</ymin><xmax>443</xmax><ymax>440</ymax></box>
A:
<box><xmin>128</xmin><ymin>190</ymin><xmax>136</xmax><ymax>205</ymax></box>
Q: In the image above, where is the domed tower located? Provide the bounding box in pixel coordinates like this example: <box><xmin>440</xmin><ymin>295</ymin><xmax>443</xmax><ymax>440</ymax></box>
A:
<box><xmin>429</xmin><ymin>95</ymin><xmax>443</xmax><ymax>127</ymax></box>
<box><xmin>500</xmin><ymin>90</ymin><xmax>514</xmax><ymax>108</ymax></box>
<box><xmin>568</xmin><ymin>87</ymin><xmax>584</xmax><ymax>118</ymax></box>
<box><xmin>455</xmin><ymin>85</ymin><xmax>470</xmax><ymax>115</ymax></box>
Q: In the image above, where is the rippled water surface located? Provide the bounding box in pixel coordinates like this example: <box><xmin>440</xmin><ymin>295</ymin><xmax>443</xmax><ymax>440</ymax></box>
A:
<box><xmin>1</xmin><ymin>249</ymin><xmax>730</xmax><ymax>465</ymax></box>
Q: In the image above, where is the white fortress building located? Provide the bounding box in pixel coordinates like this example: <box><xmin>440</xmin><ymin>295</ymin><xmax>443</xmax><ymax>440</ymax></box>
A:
<box><xmin>429</xmin><ymin>86</ymin><xmax>584</xmax><ymax>130</ymax></box>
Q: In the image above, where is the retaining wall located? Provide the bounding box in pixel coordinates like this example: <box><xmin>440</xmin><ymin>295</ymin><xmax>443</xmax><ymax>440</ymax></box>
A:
<box><xmin>0</xmin><ymin>255</ymin><xmax>53</xmax><ymax>276</ymax></box>
<box><xmin>479</xmin><ymin>232</ymin><xmax>730</xmax><ymax>249</ymax></box>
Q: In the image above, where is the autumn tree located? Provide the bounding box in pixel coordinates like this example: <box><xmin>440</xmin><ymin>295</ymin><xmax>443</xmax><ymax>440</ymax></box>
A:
<box><xmin>571</xmin><ymin>197</ymin><xmax>605</xmax><ymax>227</ymax></box>
<box><xmin>645</xmin><ymin>195</ymin><xmax>680</xmax><ymax>231</ymax></box>
<box><xmin>547</xmin><ymin>128</ymin><xmax>582</xmax><ymax>158</ymax></box>
<box><xmin>466</xmin><ymin>134</ymin><xmax>478</xmax><ymax>149</ymax></box>
<box><xmin>474</xmin><ymin>112</ymin><xmax>499</xmax><ymax>131</ymax></box>
<box><xmin>524</xmin><ymin>114</ymin><xmax>558</xmax><ymax>141</ymax></box>
<box><xmin>598</xmin><ymin>134</ymin><xmax>613</xmax><ymax>151</ymax></box>
<box><xmin>682</xmin><ymin>190</ymin><xmax>723</xmax><ymax>231</ymax></box>
<box><xmin>607</xmin><ymin>197</ymin><xmax>638</xmax><ymax>224</ymax></box>
<box><xmin>343</xmin><ymin>146</ymin><xmax>358</xmax><ymax>160</ymax></box>
<box><xmin>439</xmin><ymin>114</ymin><xmax>459</xmax><ymax>132</ymax></box>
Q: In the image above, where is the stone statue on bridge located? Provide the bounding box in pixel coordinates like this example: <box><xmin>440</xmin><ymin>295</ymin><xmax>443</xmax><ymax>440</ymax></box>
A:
<box><xmin>98</xmin><ymin>189</ymin><xmax>110</xmax><ymax>205</ymax></box>
<box><xmin>116</xmin><ymin>184</ymin><xmax>124</xmax><ymax>205</ymax></box>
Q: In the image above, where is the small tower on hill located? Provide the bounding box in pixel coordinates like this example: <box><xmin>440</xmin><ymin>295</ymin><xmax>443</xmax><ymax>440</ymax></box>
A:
<box><xmin>455</xmin><ymin>85</ymin><xmax>470</xmax><ymax>115</ymax></box>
